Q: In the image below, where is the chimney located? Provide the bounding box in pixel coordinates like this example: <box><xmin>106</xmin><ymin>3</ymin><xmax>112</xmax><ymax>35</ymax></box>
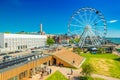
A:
<box><xmin>40</xmin><ymin>23</ymin><xmax>42</xmax><ymax>34</ymax></box>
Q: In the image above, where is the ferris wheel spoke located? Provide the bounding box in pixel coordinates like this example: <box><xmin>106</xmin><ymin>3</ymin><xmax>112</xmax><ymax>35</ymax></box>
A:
<box><xmin>72</xmin><ymin>17</ymin><xmax>85</xmax><ymax>26</ymax></box>
<box><xmin>84</xmin><ymin>11</ymin><xmax>88</xmax><ymax>24</ymax></box>
<box><xmin>93</xmin><ymin>19</ymin><xmax>102</xmax><ymax>25</ymax></box>
<box><xmin>92</xmin><ymin>27</ymin><xmax>105</xmax><ymax>32</ymax></box>
<box><xmin>78</xmin><ymin>13</ymin><xmax>86</xmax><ymax>25</ymax></box>
<box><xmin>89</xmin><ymin>15</ymin><xmax>98</xmax><ymax>25</ymax></box>
<box><xmin>92</xmin><ymin>29</ymin><xmax>103</xmax><ymax>36</ymax></box>
<box><xmin>82</xmin><ymin>13</ymin><xmax>88</xmax><ymax>24</ymax></box>
<box><xmin>70</xmin><ymin>24</ymin><xmax>83</xmax><ymax>28</ymax></box>
<box><xmin>88</xmin><ymin>11</ymin><xmax>93</xmax><ymax>24</ymax></box>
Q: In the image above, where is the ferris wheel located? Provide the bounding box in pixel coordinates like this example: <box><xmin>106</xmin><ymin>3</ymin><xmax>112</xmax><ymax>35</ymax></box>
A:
<box><xmin>68</xmin><ymin>7</ymin><xmax>107</xmax><ymax>48</ymax></box>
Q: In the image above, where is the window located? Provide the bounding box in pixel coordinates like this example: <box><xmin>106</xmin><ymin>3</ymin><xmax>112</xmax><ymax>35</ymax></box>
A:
<box><xmin>5</xmin><ymin>43</ymin><xmax>8</xmax><ymax>48</ymax></box>
<box><xmin>18</xmin><ymin>46</ymin><xmax>20</xmax><ymax>49</ymax></box>
<box><xmin>24</xmin><ymin>70</ymin><xmax>28</xmax><ymax>77</ymax></box>
<box><xmin>8</xmin><ymin>76</ymin><xmax>18</xmax><ymax>80</ymax></box>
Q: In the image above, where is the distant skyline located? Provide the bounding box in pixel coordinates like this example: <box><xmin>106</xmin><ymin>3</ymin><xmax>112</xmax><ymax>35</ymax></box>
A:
<box><xmin>0</xmin><ymin>0</ymin><xmax>120</xmax><ymax>37</ymax></box>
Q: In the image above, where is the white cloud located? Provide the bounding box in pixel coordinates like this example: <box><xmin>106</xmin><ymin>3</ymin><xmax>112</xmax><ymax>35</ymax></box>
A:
<box><xmin>108</xmin><ymin>20</ymin><xmax>118</xmax><ymax>23</ymax></box>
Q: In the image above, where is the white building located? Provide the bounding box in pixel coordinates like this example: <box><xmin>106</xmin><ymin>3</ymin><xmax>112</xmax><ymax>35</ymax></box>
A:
<box><xmin>0</xmin><ymin>33</ymin><xmax>47</xmax><ymax>52</ymax></box>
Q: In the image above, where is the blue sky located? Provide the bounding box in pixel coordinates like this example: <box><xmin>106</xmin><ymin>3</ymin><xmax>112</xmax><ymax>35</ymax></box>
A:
<box><xmin>0</xmin><ymin>0</ymin><xmax>120</xmax><ymax>37</ymax></box>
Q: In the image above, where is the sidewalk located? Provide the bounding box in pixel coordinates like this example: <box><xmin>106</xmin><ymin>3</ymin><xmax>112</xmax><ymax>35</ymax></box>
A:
<box><xmin>92</xmin><ymin>74</ymin><xmax>120</xmax><ymax>80</ymax></box>
<box><xmin>29</xmin><ymin>66</ymin><xmax>120</xmax><ymax>80</ymax></box>
<box><xmin>28</xmin><ymin>66</ymin><xmax>60</xmax><ymax>80</ymax></box>
<box><xmin>58</xmin><ymin>67</ymin><xmax>82</xmax><ymax>80</ymax></box>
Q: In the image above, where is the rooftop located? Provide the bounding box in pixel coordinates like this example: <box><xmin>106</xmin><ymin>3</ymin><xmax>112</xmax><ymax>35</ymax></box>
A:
<box><xmin>0</xmin><ymin>53</ymin><xmax>51</xmax><ymax>73</ymax></box>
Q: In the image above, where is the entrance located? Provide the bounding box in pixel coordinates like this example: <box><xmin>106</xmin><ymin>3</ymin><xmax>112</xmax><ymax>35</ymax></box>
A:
<box><xmin>48</xmin><ymin>60</ymin><xmax>50</xmax><ymax>66</ymax></box>
<box><xmin>29</xmin><ymin>69</ymin><xmax>33</xmax><ymax>78</ymax></box>
<box><xmin>53</xmin><ymin>58</ymin><xmax>56</xmax><ymax>65</ymax></box>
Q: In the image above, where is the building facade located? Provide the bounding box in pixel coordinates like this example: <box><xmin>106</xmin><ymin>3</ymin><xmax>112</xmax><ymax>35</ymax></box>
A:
<box><xmin>0</xmin><ymin>33</ymin><xmax>47</xmax><ymax>52</ymax></box>
<box><xmin>0</xmin><ymin>54</ymin><xmax>52</xmax><ymax>80</ymax></box>
<box><xmin>0</xmin><ymin>48</ymin><xmax>84</xmax><ymax>80</ymax></box>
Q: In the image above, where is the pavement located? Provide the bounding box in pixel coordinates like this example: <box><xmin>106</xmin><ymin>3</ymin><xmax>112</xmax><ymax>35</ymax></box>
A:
<box><xmin>28</xmin><ymin>66</ymin><xmax>60</xmax><ymax>80</ymax></box>
<box><xmin>91</xmin><ymin>74</ymin><xmax>120</xmax><ymax>80</ymax></box>
<box><xmin>28</xmin><ymin>66</ymin><xmax>120</xmax><ymax>80</ymax></box>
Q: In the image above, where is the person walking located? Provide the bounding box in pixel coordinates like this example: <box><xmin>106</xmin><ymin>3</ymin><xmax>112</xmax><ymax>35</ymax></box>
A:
<box><xmin>71</xmin><ymin>69</ymin><xmax>73</xmax><ymax>75</ymax></box>
<box><xmin>50</xmin><ymin>68</ymin><xmax>52</xmax><ymax>74</ymax></box>
<box><xmin>72</xmin><ymin>58</ymin><xmax>75</xmax><ymax>64</ymax></box>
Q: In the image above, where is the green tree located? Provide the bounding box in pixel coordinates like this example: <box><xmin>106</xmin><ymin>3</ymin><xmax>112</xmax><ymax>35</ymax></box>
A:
<box><xmin>46</xmin><ymin>37</ymin><xmax>55</xmax><ymax>46</ymax></box>
<box><xmin>4</xmin><ymin>32</ymin><xmax>10</xmax><ymax>34</ymax></box>
<box><xmin>82</xmin><ymin>63</ymin><xmax>94</xmax><ymax>77</ymax></box>
<box><xmin>74</xmin><ymin>48</ymin><xmax>81</xmax><ymax>55</ymax></box>
<box><xmin>74</xmin><ymin>38</ymin><xmax>80</xmax><ymax>43</ymax></box>
<box><xmin>69</xmin><ymin>39</ymin><xmax>74</xmax><ymax>44</ymax></box>
<box><xmin>69</xmin><ymin>38</ymin><xmax>80</xmax><ymax>44</ymax></box>
<box><xmin>97</xmin><ymin>47</ymin><xmax>105</xmax><ymax>54</ymax></box>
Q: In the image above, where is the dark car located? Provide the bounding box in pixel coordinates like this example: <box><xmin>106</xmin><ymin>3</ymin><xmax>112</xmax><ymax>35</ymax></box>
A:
<box><xmin>0</xmin><ymin>53</ymin><xmax>7</xmax><ymax>56</ymax></box>
<box><xmin>15</xmin><ymin>51</ymin><xmax>20</xmax><ymax>53</ymax></box>
<box><xmin>3</xmin><ymin>55</ymin><xmax>12</xmax><ymax>60</ymax></box>
<box><xmin>8</xmin><ymin>52</ymin><xmax>14</xmax><ymax>54</ymax></box>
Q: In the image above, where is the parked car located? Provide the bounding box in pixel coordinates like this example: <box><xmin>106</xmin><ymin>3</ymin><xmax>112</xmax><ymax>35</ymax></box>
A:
<box><xmin>15</xmin><ymin>51</ymin><xmax>20</xmax><ymax>53</ymax></box>
<box><xmin>3</xmin><ymin>55</ymin><xmax>12</xmax><ymax>61</ymax></box>
<box><xmin>0</xmin><ymin>53</ymin><xmax>7</xmax><ymax>56</ymax></box>
<box><xmin>8</xmin><ymin>52</ymin><xmax>14</xmax><ymax>54</ymax></box>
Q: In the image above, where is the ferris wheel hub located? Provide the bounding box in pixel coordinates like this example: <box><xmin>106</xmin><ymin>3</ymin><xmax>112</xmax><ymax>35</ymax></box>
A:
<box><xmin>85</xmin><ymin>26</ymin><xmax>91</xmax><ymax>30</ymax></box>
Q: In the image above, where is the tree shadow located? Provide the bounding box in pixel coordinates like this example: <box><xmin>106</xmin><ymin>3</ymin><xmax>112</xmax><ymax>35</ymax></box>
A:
<box><xmin>72</xmin><ymin>76</ymin><xmax>89</xmax><ymax>80</ymax></box>
<box><xmin>114</xmin><ymin>58</ymin><xmax>120</xmax><ymax>62</ymax></box>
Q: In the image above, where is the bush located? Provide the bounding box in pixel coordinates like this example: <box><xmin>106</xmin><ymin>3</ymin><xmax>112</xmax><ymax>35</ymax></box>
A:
<box><xmin>82</xmin><ymin>63</ymin><xmax>94</xmax><ymax>76</ymax></box>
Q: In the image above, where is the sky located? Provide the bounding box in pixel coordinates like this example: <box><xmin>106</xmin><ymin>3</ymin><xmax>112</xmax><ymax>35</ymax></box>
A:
<box><xmin>0</xmin><ymin>0</ymin><xmax>120</xmax><ymax>37</ymax></box>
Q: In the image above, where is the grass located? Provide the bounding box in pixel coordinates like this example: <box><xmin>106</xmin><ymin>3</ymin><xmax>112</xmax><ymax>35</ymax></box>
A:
<box><xmin>46</xmin><ymin>71</ymin><xmax>68</xmax><ymax>80</ymax></box>
<box><xmin>80</xmin><ymin>53</ymin><xmax>120</xmax><ymax>79</ymax></box>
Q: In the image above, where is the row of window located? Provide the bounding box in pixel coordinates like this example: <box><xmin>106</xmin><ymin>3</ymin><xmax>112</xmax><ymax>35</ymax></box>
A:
<box><xmin>7</xmin><ymin>70</ymin><xmax>27</xmax><ymax>80</ymax></box>
<box><xmin>5</xmin><ymin>41</ymin><xmax>46</xmax><ymax>48</ymax></box>
<box><xmin>5</xmin><ymin>40</ymin><xmax>45</xmax><ymax>44</ymax></box>
<box><xmin>19</xmin><ymin>70</ymin><xmax>28</xmax><ymax>79</ymax></box>
<box><xmin>8</xmin><ymin>76</ymin><xmax>18</xmax><ymax>80</ymax></box>
<box><xmin>5</xmin><ymin>42</ymin><xmax>44</xmax><ymax>45</ymax></box>
<box><xmin>5</xmin><ymin>38</ymin><xmax>46</xmax><ymax>41</ymax></box>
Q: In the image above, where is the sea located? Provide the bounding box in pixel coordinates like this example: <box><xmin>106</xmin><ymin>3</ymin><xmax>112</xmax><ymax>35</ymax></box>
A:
<box><xmin>106</xmin><ymin>38</ymin><xmax>120</xmax><ymax>44</ymax></box>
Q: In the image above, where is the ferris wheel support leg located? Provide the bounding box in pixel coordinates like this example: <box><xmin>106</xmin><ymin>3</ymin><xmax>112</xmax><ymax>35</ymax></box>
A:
<box><xmin>88</xmin><ymin>31</ymin><xmax>97</xmax><ymax>47</ymax></box>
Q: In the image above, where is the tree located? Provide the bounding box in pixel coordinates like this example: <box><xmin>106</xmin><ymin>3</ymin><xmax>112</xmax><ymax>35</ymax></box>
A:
<box><xmin>69</xmin><ymin>39</ymin><xmax>74</xmax><ymax>44</ymax></box>
<box><xmin>46</xmin><ymin>37</ymin><xmax>55</xmax><ymax>46</ymax></box>
<box><xmin>97</xmin><ymin>47</ymin><xmax>105</xmax><ymax>54</ymax></box>
<box><xmin>74</xmin><ymin>47</ymin><xmax>81</xmax><ymax>55</ymax></box>
<box><xmin>82</xmin><ymin>63</ymin><xmax>94</xmax><ymax>77</ymax></box>
<box><xmin>69</xmin><ymin>38</ymin><xmax>80</xmax><ymax>44</ymax></box>
<box><xmin>4</xmin><ymin>32</ymin><xmax>10</xmax><ymax>34</ymax></box>
<box><xmin>74</xmin><ymin>38</ymin><xmax>80</xmax><ymax>43</ymax></box>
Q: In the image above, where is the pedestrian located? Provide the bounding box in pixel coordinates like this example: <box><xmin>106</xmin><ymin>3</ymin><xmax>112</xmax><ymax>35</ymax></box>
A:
<box><xmin>46</xmin><ymin>68</ymin><xmax>49</xmax><ymax>75</ymax></box>
<box><xmin>68</xmin><ymin>75</ymin><xmax>71</xmax><ymax>80</ymax></box>
<box><xmin>73</xmin><ymin>59</ymin><xmax>75</xmax><ymax>64</ymax></box>
<box><xmin>40</xmin><ymin>73</ymin><xmax>43</xmax><ymax>79</ymax></box>
<box><xmin>50</xmin><ymin>68</ymin><xmax>52</xmax><ymax>74</ymax></box>
<box><xmin>71</xmin><ymin>69</ymin><xmax>73</xmax><ymax>75</ymax></box>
